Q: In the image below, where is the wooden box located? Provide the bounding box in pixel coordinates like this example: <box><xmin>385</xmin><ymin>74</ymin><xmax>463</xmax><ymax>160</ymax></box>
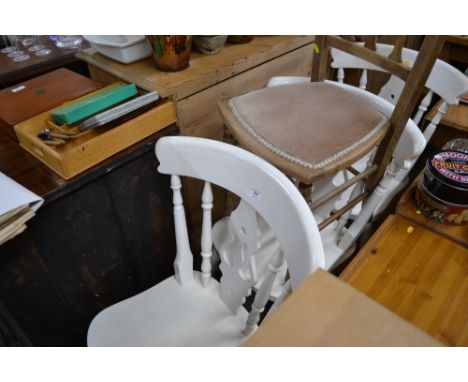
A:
<box><xmin>0</xmin><ymin>68</ymin><xmax>102</xmax><ymax>140</ymax></box>
<box><xmin>14</xmin><ymin>84</ymin><xmax>177</xmax><ymax>180</ymax></box>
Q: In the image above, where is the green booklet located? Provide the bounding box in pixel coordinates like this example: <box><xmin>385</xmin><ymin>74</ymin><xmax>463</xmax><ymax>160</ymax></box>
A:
<box><xmin>51</xmin><ymin>83</ymin><xmax>137</xmax><ymax>125</ymax></box>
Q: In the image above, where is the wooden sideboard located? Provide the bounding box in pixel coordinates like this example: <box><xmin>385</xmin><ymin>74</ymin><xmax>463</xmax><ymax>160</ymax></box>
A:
<box><xmin>0</xmin><ymin>125</ymin><xmax>177</xmax><ymax>346</ymax></box>
<box><xmin>76</xmin><ymin>36</ymin><xmax>314</xmax><ymax>140</ymax></box>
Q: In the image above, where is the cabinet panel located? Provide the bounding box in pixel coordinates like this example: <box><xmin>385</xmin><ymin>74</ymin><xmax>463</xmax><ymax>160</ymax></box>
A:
<box><xmin>177</xmin><ymin>44</ymin><xmax>313</xmax><ymax>137</ymax></box>
<box><xmin>0</xmin><ymin>231</ymin><xmax>84</xmax><ymax>346</ymax></box>
<box><xmin>0</xmin><ymin>130</ymin><xmax>177</xmax><ymax>346</ymax></box>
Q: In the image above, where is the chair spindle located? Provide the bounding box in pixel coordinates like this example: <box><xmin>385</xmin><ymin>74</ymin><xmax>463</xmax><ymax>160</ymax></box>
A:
<box><xmin>243</xmin><ymin>245</ymin><xmax>285</xmax><ymax>336</ymax></box>
<box><xmin>335</xmin><ymin>180</ymin><xmax>365</xmax><ymax>234</ymax></box>
<box><xmin>423</xmin><ymin>101</ymin><xmax>448</xmax><ymax>141</ymax></box>
<box><xmin>338</xmin><ymin>160</ymin><xmax>400</xmax><ymax>250</ymax></box>
<box><xmin>335</xmin><ymin>147</ymin><xmax>376</xmax><ymax>234</ymax></box>
<box><xmin>389</xmin><ymin>36</ymin><xmax>408</xmax><ymax>63</ymax></box>
<box><xmin>413</xmin><ymin>90</ymin><xmax>433</xmax><ymax>125</ymax></box>
<box><xmin>200</xmin><ymin>182</ymin><xmax>213</xmax><ymax>287</ymax></box>
<box><xmin>363</xmin><ymin>36</ymin><xmax>377</xmax><ymax>51</ymax></box>
<box><xmin>337</xmin><ymin>67</ymin><xmax>345</xmax><ymax>83</ymax></box>
<box><xmin>264</xmin><ymin>280</ymin><xmax>292</xmax><ymax>320</ymax></box>
<box><xmin>359</xmin><ymin>70</ymin><xmax>368</xmax><ymax>90</ymax></box>
<box><xmin>171</xmin><ymin>175</ymin><xmax>193</xmax><ymax>285</ymax></box>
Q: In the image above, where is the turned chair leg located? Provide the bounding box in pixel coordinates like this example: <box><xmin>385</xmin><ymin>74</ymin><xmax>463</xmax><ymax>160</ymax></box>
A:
<box><xmin>299</xmin><ymin>182</ymin><xmax>313</xmax><ymax>207</ymax></box>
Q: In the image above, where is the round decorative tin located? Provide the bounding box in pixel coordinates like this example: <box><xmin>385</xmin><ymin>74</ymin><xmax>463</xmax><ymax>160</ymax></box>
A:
<box><xmin>414</xmin><ymin>150</ymin><xmax>468</xmax><ymax>225</ymax></box>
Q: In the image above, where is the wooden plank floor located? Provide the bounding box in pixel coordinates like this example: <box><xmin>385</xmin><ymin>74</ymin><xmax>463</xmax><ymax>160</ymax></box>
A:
<box><xmin>341</xmin><ymin>215</ymin><xmax>468</xmax><ymax>346</ymax></box>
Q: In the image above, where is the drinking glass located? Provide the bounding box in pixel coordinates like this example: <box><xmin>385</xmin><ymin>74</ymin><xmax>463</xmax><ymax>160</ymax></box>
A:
<box><xmin>4</xmin><ymin>36</ymin><xmax>20</xmax><ymax>56</ymax></box>
<box><xmin>5</xmin><ymin>36</ymin><xmax>30</xmax><ymax>62</ymax></box>
<box><xmin>1</xmin><ymin>36</ymin><xmax>17</xmax><ymax>54</ymax></box>
<box><xmin>55</xmin><ymin>35</ymin><xmax>83</xmax><ymax>49</ymax></box>
<box><xmin>28</xmin><ymin>36</ymin><xmax>44</xmax><ymax>51</ymax></box>
<box><xmin>19</xmin><ymin>35</ymin><xmax>35</xmax><ymax>48</ymax></box>
<box><xmin>29</xmin><ymin>36</ymin><xmax>51</xmax><ymax>56</ymax></box>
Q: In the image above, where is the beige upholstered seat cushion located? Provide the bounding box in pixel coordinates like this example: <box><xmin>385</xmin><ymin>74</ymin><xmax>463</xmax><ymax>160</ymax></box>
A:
<box><xmin>228</xmin><ymin>82</ymin><xmax>388</xmax><ymax>171</ymax></box>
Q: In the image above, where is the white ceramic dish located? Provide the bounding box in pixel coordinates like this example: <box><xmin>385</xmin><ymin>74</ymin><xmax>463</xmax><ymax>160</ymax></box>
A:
<box><xmin>82</xmin><ymin>35</ymin><xmax>151</xmax><ymax>64</ymax></box>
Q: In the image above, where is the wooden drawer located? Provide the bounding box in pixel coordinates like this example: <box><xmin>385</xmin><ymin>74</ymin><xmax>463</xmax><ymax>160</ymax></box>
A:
<box><xmin>14</xmin><ymin>85</ymin><xmax>176</xmax><ymax>180</ymax></box>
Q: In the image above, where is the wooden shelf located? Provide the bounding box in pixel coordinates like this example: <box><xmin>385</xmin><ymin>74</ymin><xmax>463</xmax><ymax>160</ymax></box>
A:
<box><xmin>396</xmin><ymin>173</ymin><xmax>468</xmax><ymax>248</ymax></box>
<box><xmin>424</xmin><ymin>99</ymin><xmax>468</xmax><ymax>148</ymax></box>
<box><xmin>425</xmin><ymin>99</ymin><xmax>468</xmax><ymax>133</ymax></box>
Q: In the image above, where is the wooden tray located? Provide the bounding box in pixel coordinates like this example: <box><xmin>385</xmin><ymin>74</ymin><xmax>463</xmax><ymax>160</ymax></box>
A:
<box><xmin>14</xmin><ymin>84</ymin><xmax>176</xmax><ymax>180</ymax></box>
<box><xmin>396</xmin><ymin>172</ymin><xmax>468</xmax><ymax>247</ymax></box>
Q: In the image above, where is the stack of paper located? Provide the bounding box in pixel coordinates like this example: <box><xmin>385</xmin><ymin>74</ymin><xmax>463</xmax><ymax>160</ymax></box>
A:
<box><xmin>0</xmin><ymin>172</ymin><xmax>43</xmax><ymax>245</ymax></box>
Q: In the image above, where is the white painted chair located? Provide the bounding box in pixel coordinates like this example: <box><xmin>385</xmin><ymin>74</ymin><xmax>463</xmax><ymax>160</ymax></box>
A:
<box><xmin>213</xmin><ymin>36</ymin><xmax>446</xmax><ymax>298</ymax></box>
<box><xmin>87</xmin><ymin>136</ymin><xmax>325</xmax><ymax>346</ymax></box>
<box><xmin>268</xmin><ymin>42</ymin><xmax>468</xmax><ymax>217</ymax></box>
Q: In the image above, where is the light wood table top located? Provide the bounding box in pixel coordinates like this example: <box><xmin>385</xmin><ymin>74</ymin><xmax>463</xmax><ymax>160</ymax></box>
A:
<box><xmin>76</xmin><ymin>36</ymin><xmax>314</xmax><ymax>100</ymax></box>
<box><xmin>341</xmin><ymin>215</ymin><xmax>468</xmax><ymax>346</ymax></box>
<box><xmin>396</xmin><ymin>173</ymin><xmax>468</xmax><ymax>248</ymax></box>
<box><xmin>244</xmin><ymin>269</ymin><xmax>441</xmax><ymax>346</ymax></box>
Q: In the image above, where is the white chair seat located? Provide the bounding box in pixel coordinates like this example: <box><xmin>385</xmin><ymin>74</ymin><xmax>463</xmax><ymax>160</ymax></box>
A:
<box><xmin>87</xmin><ymin>272</ymin><xmax>249</xmax><ymax>346</ymax></box>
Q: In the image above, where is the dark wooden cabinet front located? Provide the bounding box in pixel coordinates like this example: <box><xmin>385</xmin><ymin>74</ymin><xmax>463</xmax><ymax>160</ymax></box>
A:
<box><xmin>0</xmin><ymin>126</ymin><xmax>177</xmax><ymax>345</ymax></box>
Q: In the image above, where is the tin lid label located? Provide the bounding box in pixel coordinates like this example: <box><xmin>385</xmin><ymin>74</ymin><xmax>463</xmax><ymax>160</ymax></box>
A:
<box><xmin>431</xmin><ymin>151</ymin><xmax>468</xmax><ymax>185</ymax></box>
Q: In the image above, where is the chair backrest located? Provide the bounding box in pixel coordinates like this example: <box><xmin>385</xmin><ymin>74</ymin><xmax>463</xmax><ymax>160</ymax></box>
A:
<box><xmin>329</xmin><ymin>40</ymin><xmax>468</xmax><ymax>141</ymax></box>
<box><xmin>155</xmin><ymin>136</ymin><xmax>325</xmax><ymax>311</ymax></box>
<box><xmin>330</xmin><ymin>43</ymin><xmax>467</xmax><ymax>104</ymax></box>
